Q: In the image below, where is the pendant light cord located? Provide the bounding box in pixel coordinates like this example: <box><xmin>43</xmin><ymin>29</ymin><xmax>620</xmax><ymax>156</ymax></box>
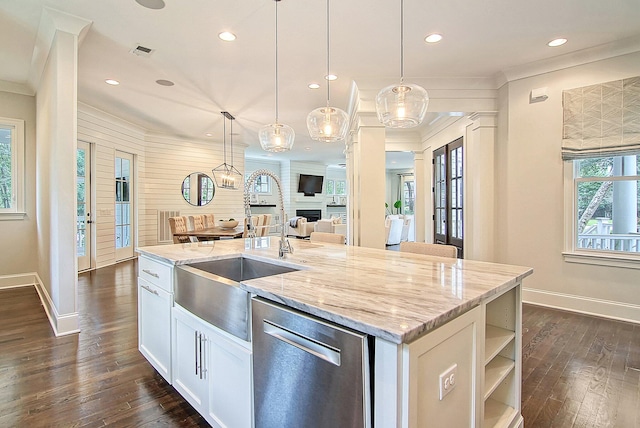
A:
<box><xmin>400</xmin><ymin>0</ymin><xmax>404</xmax><ymax>84</ymax></box>
<box><xmin>230</xmin><ymin>116</ymin><xmax>234</xmax><ymax>166</ymax></box>
<box><xmin>222</xmin><ymin>114</ymin><xmax>227</xmax><ymax>164</ymax></box>
<box><xmin>326</xmin><ymin>0</ymin><xmax>330</xmax><ymax>106</ymax></box>
<box><xmin>274</xmin><ymin>0</ymin><xmax>280</xmax><ymax>123</ymax></box>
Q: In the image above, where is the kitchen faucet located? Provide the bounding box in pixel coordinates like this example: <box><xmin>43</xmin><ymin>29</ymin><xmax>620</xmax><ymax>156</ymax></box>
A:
<box><xmin>244</xmin><ymin>169</ymin><xmax>293</xmax><ymax>258</ymax></box>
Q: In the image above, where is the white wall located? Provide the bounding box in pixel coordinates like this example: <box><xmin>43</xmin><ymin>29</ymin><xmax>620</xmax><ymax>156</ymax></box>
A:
<box><xmin>0</xmin><ymin>92</ymin><xmax>37</xmax><ymax>277</ymax></box>
<box><xmin>498</xmin><ymin>51</ymin><xmax>640</xmax><ymax>321</ymax></box>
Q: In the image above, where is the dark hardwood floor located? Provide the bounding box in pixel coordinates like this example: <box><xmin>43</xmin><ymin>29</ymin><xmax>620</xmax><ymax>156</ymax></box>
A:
<box><xmin>0</xmin><ymin>259</ymin><xmax>207</xmax><ymax>427</ymax></box>
<box><xmin>1</xmin><ymin>259</ymin><xmax>639</xmax><ymax>427</ymax></box>
<box><xmin>521</xmin><ymin>304</ymin><xmax>640</xmax><ymax>427</ymax></box>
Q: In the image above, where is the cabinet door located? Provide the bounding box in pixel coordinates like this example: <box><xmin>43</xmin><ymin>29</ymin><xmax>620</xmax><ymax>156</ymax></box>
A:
<box><xmin>207</xmin><ymin>331</ymin><xmax>253</xmax><ymax>428</ymax></box>
<box><xmin>172</xmin><ymin>306</ymin><xmax>209</xmax><ymax>413</ymax></box>
<box><xmin>138</xmin><ymin>278</ymin><xmax>172</xmax><ymax>382</ymax></box>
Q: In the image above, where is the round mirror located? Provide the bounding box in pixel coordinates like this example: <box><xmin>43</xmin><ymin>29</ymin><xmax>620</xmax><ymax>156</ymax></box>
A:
<box><xmin>181</xmin><ymin>172</ymin><xmax>215</xmax><ymax>206</ymax></box>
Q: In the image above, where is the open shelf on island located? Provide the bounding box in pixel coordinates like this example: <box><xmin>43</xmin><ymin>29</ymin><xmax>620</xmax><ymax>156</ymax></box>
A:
<box><xmin>485</xmin><ymin>325</ymin><xmax>515</xmax><ymax>364</ymax></box>
<box><xmin>484</xmin><ymin>355</ymin><xmax>515</xmax><ymax>400</ymax></box>
<box><xmin>484</xmin><ymin>398</ymin><xmax>518</xmax><ymax>427</ymax></box>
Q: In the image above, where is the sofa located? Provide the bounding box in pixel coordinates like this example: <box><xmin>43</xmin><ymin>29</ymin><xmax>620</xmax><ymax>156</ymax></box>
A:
<box><xmin>314</xmin><ymin>217</ymin><xmax>347</xmax><ymax>237</ymax></box>
<box><xmin>287</xmin><ymin>217</ymin><xmax>316</xmax><ymax>238</ymax></box>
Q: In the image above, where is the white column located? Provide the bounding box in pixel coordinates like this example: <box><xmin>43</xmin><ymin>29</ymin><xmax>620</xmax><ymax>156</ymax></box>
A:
<box><xmin>465</xmin><ymin>112</ymin><xmax>497</xmax><ymax>262</ymax></box>
<box><xmin>349</xmin><ymin>114</ymin><xmax>387</xmax><ymax>249</ymax></box>
<box><xmin>413</xmin><ymin>151</ymin><xmax>426</xmax><ymax>242</ymax></box>
<box><xmin>35</xmin><ymin>9</ymin><xmax>91</xmax><ymax>335</ymax></box>
<box><xmin>612</xmin><ymin>156</ymin><xmax>638</xmax><ymax>251</ymax></box>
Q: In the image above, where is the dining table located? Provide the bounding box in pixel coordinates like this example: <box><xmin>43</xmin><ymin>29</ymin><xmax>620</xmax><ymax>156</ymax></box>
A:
<box><xmin>175</xmin><ymin>226</ymin><xmax>244</xmax><ymax>241</ymax></box>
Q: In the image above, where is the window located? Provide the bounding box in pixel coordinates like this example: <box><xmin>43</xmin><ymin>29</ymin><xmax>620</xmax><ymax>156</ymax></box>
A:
<box><xmin>0</xmin><ymin>117</ymin><xmax>25</xmax><ymax>219</ymax></box>
<box><xmin>568</xmin><ymin>153</ymin><xmax>639</xmax><ymax>261</ymax></box>
<box><xmin>326</xmin><ymin>179</ymin><xmax>346</xmax><ymax>195</ymax></box>
<box><xmin>246</xmin><ymin>173</ymin><xmax>271</xmax><ymax>194</ymax></box>
<box><xmin>402</xmin><ymin>176</ymin><xmax>415</xmax><ymax>215</ymax></box>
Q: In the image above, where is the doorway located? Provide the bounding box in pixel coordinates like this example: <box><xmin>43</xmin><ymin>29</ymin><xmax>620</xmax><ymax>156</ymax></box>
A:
<box><xmin>433</xmin><ymin>137</ymin><xmax>463</xmax><ymax>257</ymax></box>
<box><xmin>115</xmin><ymin>151</ymin><xmax>134</xmax><ymax>261</ymax></box>
<box><xmin>77</xmin><ymin>141</ymin><xmax>93</xmax><ymax>271</ymax></box>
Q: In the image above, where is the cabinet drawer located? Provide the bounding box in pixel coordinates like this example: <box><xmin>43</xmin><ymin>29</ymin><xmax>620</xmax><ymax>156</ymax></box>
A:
<box><xmin>139</xmin><ymin>256</ymin><xmax>173</xmax><ymax>291</ymax></box>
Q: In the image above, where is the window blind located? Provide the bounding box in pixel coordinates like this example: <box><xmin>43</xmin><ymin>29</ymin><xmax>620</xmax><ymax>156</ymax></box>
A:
<box><xmin>562</xmin><ymin>76</ymin><xmax>640</xmax><ymax>160</ymax></box>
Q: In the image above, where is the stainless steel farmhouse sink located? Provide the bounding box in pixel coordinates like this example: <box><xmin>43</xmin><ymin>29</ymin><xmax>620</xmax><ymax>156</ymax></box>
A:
<box><xmin>175</xmin><ymin>257</ymin><xmax>299</xmax><ymax>341</ymax></box>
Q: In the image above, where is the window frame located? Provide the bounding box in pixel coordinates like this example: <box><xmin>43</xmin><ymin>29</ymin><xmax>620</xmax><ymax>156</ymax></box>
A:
<box><xmin>245</xmin><ymin>173</ymin><xmax>272</xmax><ymax>195</ymax></box>
<box><xmin>0</xmin><ymin>117</ymin><xmax>25</xmax><ymax>220</ymax></box>
<box><xmin>563</xmin><ymin>157</ymin><xmax>640</xmax><ymax>269</ymax></box>
<box><xmin>326</xmin><ymin>179</ymin><xmax>346</xmax><ymax>196</ymax></box>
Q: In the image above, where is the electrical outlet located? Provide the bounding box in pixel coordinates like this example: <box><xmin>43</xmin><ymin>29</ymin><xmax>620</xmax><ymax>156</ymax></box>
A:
<box><xmin>439</xmin><ymin>363</ymin><xmax>457</xmax><ymax>400</ymax></box>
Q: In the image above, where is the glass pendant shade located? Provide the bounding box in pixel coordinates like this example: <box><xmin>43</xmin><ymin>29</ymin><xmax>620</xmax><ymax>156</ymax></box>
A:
<box><xmin>306</xmin><ymin>106</ymin><xmax>349</xmax><ymax>142</ymax></box>
<box><xmin>212</xmin><ymin>163</ymin><xmax>243</xmax><ymax>190</ymax></box>
<box><xmin>258</xmin><ymin>123</ymin><xmax>295</xmax><ymax>152</ymax></box>
<box><xmin>376</xmin><ymin>83</ymin><xmax>429</xmax><ymax>128</ymax></box>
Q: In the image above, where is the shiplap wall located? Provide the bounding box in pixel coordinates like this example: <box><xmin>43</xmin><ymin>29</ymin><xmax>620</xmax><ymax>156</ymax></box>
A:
<box><xmin>78</xmin><ymin>105</ymin><xmax>146</xmax><ymax>268</ymax></box>
<box><xmin>143</xmin><ymin>133</ymin><xmax>244</xmax><ymax>245</ymax></box>
<box><xmin>288</xmin><ymin>161</ymin><xmax>327</xmax><ymax>219</ymax></box>
<box><xmin>78</xmin><ymin>104</ymin><xmax>245</xmax><ymax>268</ymax></box>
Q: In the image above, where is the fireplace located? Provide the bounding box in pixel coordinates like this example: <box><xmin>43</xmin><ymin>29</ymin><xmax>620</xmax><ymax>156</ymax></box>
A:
<box><xmin>296</xmin><ymin>209</ymin><xmax>321</xmax><ymax>223</ymax></box>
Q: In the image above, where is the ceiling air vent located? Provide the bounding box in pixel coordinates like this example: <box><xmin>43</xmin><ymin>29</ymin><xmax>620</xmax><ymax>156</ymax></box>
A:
<box><xmin>130</xmin><ymin>44</ymin><xmax>154</xmax><ymax>57</ymax></box>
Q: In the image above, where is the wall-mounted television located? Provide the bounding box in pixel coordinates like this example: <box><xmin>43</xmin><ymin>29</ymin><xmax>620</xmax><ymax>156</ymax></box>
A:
<box><xmin>297</xmin><ymin>174</ymin><xmax>324</xmax><ymax>196</ymax></box>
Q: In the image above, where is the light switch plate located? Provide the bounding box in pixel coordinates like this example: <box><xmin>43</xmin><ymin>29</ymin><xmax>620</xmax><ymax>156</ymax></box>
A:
<box><xmin>439</xmin><ymin>363</ymin><xmax>457</xmax><ymax>400</ymax></box>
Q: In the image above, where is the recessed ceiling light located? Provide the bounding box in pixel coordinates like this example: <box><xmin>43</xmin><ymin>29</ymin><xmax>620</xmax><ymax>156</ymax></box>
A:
<box><xmin>135</xmin><ymin>0</ymin><xmax>165</xmax><ymax>10</ymax></box>
<box><xmin>308</xmin><ymin>83</ymin><xmax>320</xmax><ymax>89</ymax></box>
<box><xmin>325</xmin><ymin>74</ymin><xmax>337</xmax><ymax>81</ymax></box>
<box><xmin>105</xmin><ymin>79</ymin><xmax>120</xmax><ymax>85</ymax></box>
<box><xmin>205</xmin><ymin>133</ymin><xmax>214</xmax><ymax>137</ymax></box>
<box><xmin>548</xmin><ymin>38</ymin><xmax>567</xmax><ymax>47</ymax></box>
<box><xmin>305</xmin><ymin>147</ymin><xmax>312</xmax><ymax>151</ymax></box>
<box><xmin>424</xmin><ymin>33</ymin><xmax>442</xmax><ymax>43</ymax></box>
<box><xmin>156</xmin><ymin>79</ymin><xmax>174</xmax><ymax>86</ymax></box>
<box><xmin>218</xmin><ymin>32</ymin><xmax>236</xmax><ymax>42</ymax></box>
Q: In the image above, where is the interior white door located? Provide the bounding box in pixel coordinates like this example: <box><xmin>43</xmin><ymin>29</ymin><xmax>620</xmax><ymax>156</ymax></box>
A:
<box><xmin>115</xmin><ymin>151</ymin><xmax>134</xmax><ymax>261</ymax></box>
<box><xmin>77</xmin><ymin>141</ymin><xmax>92</xmax><ymax>271</ymax></box>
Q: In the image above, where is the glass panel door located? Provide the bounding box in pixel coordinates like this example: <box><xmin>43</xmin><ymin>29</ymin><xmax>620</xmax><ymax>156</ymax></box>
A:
<box><xmin>115</xmin><ymin>151</ymin><xmax>134</xmax><ymax>261</ymax></box>
<box><xmin>433</xmin><ymin>137</ymin><xmax>463</xmax><ymax>257</ymax></box>
<box><xmin>77</xmin><ymin>141</ymin><xmax>92</xmax><ymax>271</ymax></box>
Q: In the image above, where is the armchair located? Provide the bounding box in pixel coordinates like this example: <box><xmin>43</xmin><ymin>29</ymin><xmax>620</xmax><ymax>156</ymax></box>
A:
<box><xmin>385</xmin><ymin>217</ymin><xmax>404</xmax><ymax>246</ymax></box>
<box><xmin>287</xmin><ymin>217</ymin><xmax>316</xmax><ymax>238</ymax></box>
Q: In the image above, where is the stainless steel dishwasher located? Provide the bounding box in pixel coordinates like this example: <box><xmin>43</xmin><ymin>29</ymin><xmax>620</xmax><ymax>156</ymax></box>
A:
<box><xmin>252</xmin><ymin>297</ymin><xmax>371</xmax><ymax>428</ymax></box>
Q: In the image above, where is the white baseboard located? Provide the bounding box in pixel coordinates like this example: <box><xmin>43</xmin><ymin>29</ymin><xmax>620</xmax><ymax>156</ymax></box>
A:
<box><xmin>523</xmin><ymin>287</ymin><xmax>640</xmax><ymax>324</ymax></box>
<box><xmin>0</xmin><ymin>273</ymin><xmax>38</xmax><ymax>289</ymax></box>
<box><xmin>32</xmin><ymin>273</ymin><xmax>80</xmax><ymax>336</ymax></box>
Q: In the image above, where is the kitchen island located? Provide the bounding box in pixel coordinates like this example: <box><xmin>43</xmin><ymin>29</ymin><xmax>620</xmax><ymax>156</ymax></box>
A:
<box><xmin>137</xmin><ymin>237</ymin><xmax>532</xmax><ymax>428</ymax></box>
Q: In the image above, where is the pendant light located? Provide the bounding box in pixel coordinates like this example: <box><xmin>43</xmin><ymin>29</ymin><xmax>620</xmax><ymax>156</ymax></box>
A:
<box><xmin>306</xmin><ymin>0</ymin><xmax>349</xmax><ymax>143</ymax></box>
<box><xmin>258</xmin><ymin>0</ymin><xmax>295</xmax><ymax>152</ymax></box>
<box><xmin>375</xmin><ymin>0</ymin><xmax>429</xmax><ymax>128</ymax></box>
<box><xmin>212</xmin><ymin>111</ymin><xmax>242</xmax><ymax>190</ymax></box>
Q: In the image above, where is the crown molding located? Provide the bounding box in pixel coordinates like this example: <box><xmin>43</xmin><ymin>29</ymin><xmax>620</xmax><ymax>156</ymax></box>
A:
<box><xmin>497</xmin><ymin>34</ymin><xmax>640</xmax><ymax>86</ymax></box>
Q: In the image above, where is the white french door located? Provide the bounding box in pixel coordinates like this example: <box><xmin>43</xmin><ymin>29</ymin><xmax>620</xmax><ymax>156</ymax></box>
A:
<box><xmin>115</xmin><ymin>151</ymin><xmax>134</xmax><ymax>261</ymax></box>
<box><xmin>77</xmin><ymin>141</ymin><xmax>93</xmax><ymax>271</ymax></box>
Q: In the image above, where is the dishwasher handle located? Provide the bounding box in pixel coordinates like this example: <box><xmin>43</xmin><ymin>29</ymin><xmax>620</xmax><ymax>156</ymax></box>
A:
<box><xmin>263</xmin><ymin>319</ymin><xmax>341</xmax><ymax>367</ymax></box>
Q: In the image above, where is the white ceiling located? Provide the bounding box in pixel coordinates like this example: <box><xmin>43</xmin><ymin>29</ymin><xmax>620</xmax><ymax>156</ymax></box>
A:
<box><xmin>2</xmin><ymin>0</ymin><xmax>640</xmax><ymax>167</ymax></box>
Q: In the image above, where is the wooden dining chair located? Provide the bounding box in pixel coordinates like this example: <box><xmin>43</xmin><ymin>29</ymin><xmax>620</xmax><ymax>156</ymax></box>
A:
<box><xmin>168</xmin><ymin>216</ymin><xmax>191</xmax><ymax>244</ymax></box>
<box><xmin>189</xmin><ymin>215</ymin><xmax>206</xmax><ymax>231</ymax></box>
<box><xmin>203</xmin><ymin>213</ymin><xmax>215</xmax><ymax>228</ymax></box>
<box><xmin>310</xmin><ymin>232</ymin><xmax>345</xmax><ymax>244</ymax></box>
<box><xmin>399</xmin><ymin>242</ymin><xmax>458</xmax><ymax>258</ymax></box>
<box><xmin>259</xmin><ymin>214</ymin><xmax>272</xmax><ymax>237</ymax></box>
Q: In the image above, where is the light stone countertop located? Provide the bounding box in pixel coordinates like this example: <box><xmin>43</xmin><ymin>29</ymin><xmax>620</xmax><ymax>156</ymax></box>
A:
<box><xmin>137</xmin><ymin>238</ymin><xmax>533</xmax><ymax>344</ymax></box>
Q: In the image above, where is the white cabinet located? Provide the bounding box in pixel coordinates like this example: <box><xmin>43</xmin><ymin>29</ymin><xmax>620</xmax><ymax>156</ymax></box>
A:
<box><xmin>138</xmin><ymin>256</ymin><xmax>174</xmax><ymax>383</ymax></box>
<box><xmin>404</xmin><ymin>305</ymin><xmax>483</xmax><ymax>427</ymax></box>
<box><xmin>172</xmin><ymin>304</ymin><xmax>210</xmax><ymax>414</ymax></box>
<box><xmin>173</xmin><ymin>304</ymin><xmax>253</xmax><ymax>428</ymax></box>
<box><xmin>482</xmin><ymin>286</ymin><xmax>521</xmax><ymax>428</ymax></box>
